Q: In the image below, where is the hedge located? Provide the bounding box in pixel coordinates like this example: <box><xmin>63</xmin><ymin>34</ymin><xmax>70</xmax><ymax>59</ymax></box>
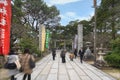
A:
<box><xmin>104</xmin><ymin>53</ymin><xmax>120</xmax><ymax>68</ymax></box>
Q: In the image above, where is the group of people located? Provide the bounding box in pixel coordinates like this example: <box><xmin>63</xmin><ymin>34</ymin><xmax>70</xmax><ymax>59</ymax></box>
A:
<box><xmin>74</xmin><ymin>47</ymin><xmax>92</xmax><ymax>63</ymax></box>
<box><xmin>52</xmin><ymin>48</ymin><xmax>66</xmax><ymax>63</ymax></box>
<box><xmin>5</xmin><ymin>48</ymin><xmax>35</xmax><ymax>80</ymax></box>
<box><xmin>72</xmin><ymin>48</ymin><xmax>85</xmax><ymax>63</ymax></box>
<box><xmin>4</xmin><ymin>47</ymin><xmax>91</xmax><ymax>80</ymax></box>
<box><xmin>5</xmin><ymin>47</ymin><xmax>91</xmax><ymax>80</ymax></box>
<box><xmin>52</xmin><ymin>47</ymin><xmax>92</xmax><ymax>64</ymax></box>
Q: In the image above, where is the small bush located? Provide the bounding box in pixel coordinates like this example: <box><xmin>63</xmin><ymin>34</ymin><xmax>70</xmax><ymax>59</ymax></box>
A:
<box><xmin>104</xmin><ymin>38</ymin><xmax>120</xmax><ymax>68</ymax></box>
<box><xmin>104</xmin><ymin>53</ymin><xmax>120</xmax><ymax>68</ymax></box>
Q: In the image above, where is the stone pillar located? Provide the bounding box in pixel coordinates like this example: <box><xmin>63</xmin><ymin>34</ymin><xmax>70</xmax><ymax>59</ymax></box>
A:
<box><xmin>74</xmin><ymin>35</ymin><xmax>78</xmax><ymax>49</ymax></box>
<box><xmin>54</xmin><ymin>40</ymin><xmax>56</xmax><ymax>48</ymax></box>
<box><xmin>78</xmin><ymin>24</ymin><xmax>83</xmax><ymax>51</ymax></box>
<box><xmin>72</xmin><ymin>40</ymin><xmax>74</xmax><ymax>51</ymax></box>
<box><xmin>64</xmin><ymin>40</ymin><xmax>66</xmax><ymax>49</ymax></box>
<box><xmin>39</xmin><ymin>25</ymin><xmax>42</xmax><ymax>51</ymax></box>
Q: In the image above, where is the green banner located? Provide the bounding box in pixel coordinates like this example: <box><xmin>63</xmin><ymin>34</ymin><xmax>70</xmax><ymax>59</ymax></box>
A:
<box><xmin>45</xmin><ymin>29</ymin><xmax>50</xmax><ymax>48</ymax></box>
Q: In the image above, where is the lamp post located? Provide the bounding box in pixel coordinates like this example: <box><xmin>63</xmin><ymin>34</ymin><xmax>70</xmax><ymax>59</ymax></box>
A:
<box><xmin>93</xmin><ymin>0</ymin><xmax>97</xmax><ymax>63</ymax></box>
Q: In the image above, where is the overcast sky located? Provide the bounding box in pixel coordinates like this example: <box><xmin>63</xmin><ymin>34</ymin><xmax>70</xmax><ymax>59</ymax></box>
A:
<box><xmin>44</xmin><ymin>0</ymin><xmax>101</xmax><ymax>26</ymax></box>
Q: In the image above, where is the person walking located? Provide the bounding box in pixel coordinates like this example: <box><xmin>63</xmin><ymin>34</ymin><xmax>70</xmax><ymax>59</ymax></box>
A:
<box><xmin>7</xmin><ymin>49</ymin><xmax>19</xmax><ymax>80</ymax></box>
<box><xmin>21</xmin><ymin>49</ymin><xmax>35</xmax><ymax>80</ymax></box>
<box><xmin>79</xmin><ymin>47</ymin><xmax>85</xmax><ymax>63</ymax></box>
<box><xmin>60</xmin><ymin>49</ymin><xmax>66</xmax><ymax>63</ymax></box>
<box><xmin>52</xmin><ymin>48</ymin><xmax>56</xmax><ymax>60</ymax></box>
<box><xmin>74</xmin><ymin>49</ymin><xmax>77</xmax><ymax>58</ymax></box>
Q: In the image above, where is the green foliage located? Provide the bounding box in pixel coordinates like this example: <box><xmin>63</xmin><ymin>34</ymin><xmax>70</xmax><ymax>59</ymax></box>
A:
<box><xmin>104</xmin><ymin>53</ymin><xmax>120</xmax><ymax>68</ymax></box>
<box><xmin>19</xmin><ymin>38</ymin><xmax>39</xmax><ymax>54</ymax></box>
<box><xmin>23</xmin><ymin>0</ymin><xmax>60</xmax><ymax>30</ymax></box>
<box><xmin>11</xmin><ymin>0</ymin><xmax>60</xmax><ymax>50</ymax></box>
<box><xmin>97</xmin><ymin>0</ymin><xmax>120</xmax><ymax>39</ymax></box>
<box><xmin>12</xmin><ymin>0</ymin><xmax>24</xmax><ymax>23</ymax></box>
<box><xmin>80</xmin><ymin>20</ymin><xmax>93</xmax><ymax>35</ymax></box>
<box><xmin>111</xmin><ymin>38</ymin><xmax>120</xmax><ymax>53</ymax></box>
<box><xmin>61</xmin><ymin>20</ymin><xmax>79</xmax><ymax>39</ymax></box>
<box><xmin>105</xmin><ymin>38</ymin><xmax>120</xmax><ymax>68</ymax></box>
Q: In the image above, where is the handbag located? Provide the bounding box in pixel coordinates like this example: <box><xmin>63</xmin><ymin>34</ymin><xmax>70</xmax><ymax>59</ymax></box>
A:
<box><xmin>4</xmin><ymin>62</ymin><xmax>16</xmax><ymax>69</ymax></box>
<box><xmin>4</xmin><ymin>57</ymin><xmax>17</xmax><ymax>69</ymax></box>
<box><xmin>29</xmin><ymin>56</ymin><xmax>35</xmax><ymax>69</ymax></box>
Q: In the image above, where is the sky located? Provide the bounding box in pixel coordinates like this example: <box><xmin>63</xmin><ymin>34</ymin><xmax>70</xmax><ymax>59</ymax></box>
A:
<box><xmin>44</xmin><ymin>0</ymin><xmax>100</xmax><ymax>26</ymax></box>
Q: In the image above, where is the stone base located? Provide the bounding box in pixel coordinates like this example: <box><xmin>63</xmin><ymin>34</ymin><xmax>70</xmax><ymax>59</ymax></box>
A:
<box><xmin>94</xmin><ymin>60</ymin><xmax>109</xmax><ymax>69</ymax></box>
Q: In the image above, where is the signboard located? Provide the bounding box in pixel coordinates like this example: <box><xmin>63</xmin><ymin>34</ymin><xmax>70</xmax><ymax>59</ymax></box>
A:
<box><xmin>0</xmin><ymin>0</ymin><xmax>11</xmax><ymax>55</ymax></box>
<box><xmin>39</xmin><ymin>25</ymin><xmax>46</xmax><ymax>51</ymax></box>
<box><xmin>45</xmin><ymin>29</ymin><xmax>50</xmax><ymax>48</ymax></box>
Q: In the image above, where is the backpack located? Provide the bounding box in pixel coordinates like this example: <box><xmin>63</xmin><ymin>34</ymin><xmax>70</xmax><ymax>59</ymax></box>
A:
<box><xmin>4</xmin><ymin>57</ymin><xmax>16</xmax><ymax>69</ymax></box>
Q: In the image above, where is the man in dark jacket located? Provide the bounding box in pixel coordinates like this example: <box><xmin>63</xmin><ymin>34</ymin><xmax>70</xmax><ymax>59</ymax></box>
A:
<box><xmin>52</xmin><ymin>48</ymin><xmax>56</xmax><ymax>60</ymax></box>
<box><xmin>79</xmin><ymin>47</ymin><xmax>85</xmax><ymax>63</ymax></box>
<box><xmin>74</xmin><ymin>49</ymin><xmax>77</xmax><ymax>58</ymax></box>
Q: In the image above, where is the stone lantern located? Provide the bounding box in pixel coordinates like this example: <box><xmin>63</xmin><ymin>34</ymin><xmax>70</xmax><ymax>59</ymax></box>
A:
<box><xmin>96</xmin><ymin>44</ymin><xmax>107</xmax><ymax>67</ymax></box>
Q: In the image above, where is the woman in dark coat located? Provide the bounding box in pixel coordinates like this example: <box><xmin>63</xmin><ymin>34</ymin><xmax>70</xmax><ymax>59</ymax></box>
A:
<box><xmin>21</xmin><ymin>49</ymin><xmax>35</xmax><ymax>80</ymax></box>
<box><xmin>60</xmin><ymin>50</ymin><xmax>66</xmax><ymax>63</ymax></box>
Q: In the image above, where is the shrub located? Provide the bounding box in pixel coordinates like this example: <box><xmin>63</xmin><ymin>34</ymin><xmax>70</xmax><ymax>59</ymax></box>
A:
<box><xmin>104</xmin><ymin>53</ymin><xmax>120</xmax><ymax>68</ymax></box>
<box><xmin>111</xmin><ymin>38</ymin><xmax>120</xmax><ymax>54</ymax></box>
<box><xmin>19</xmin><ymin>38</ymin><xmax>40</xmax><ymax>54</ymax></box>
<box><xmin>104</xmin><ymin>38</ymin><xmax>120</xmax><ymax>68</ymax></box>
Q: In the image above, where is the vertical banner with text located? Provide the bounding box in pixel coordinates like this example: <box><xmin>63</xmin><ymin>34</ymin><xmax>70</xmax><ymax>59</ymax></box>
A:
<box><xmin>45</xmin><ymin>30</ymin><xmax>50</xmax><ymax>49</ymax></box>
<box><xmin>0</xmin><ymin>0</ymin><xmax>11</xmax><ymax>55</ymax></box>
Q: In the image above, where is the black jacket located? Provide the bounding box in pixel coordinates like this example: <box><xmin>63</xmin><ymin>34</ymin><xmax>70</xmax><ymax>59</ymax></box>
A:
<box><xmin>79</xmin><ymin>49</ymin><xmax>85</xmax><ymax>56</ymax></box>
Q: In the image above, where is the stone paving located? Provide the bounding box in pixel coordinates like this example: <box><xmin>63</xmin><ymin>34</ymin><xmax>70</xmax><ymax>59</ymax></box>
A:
<box><xmin>15</xmin><ymin>50</ymin><xmax>116</xmax><ymax>80</ymax></box>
